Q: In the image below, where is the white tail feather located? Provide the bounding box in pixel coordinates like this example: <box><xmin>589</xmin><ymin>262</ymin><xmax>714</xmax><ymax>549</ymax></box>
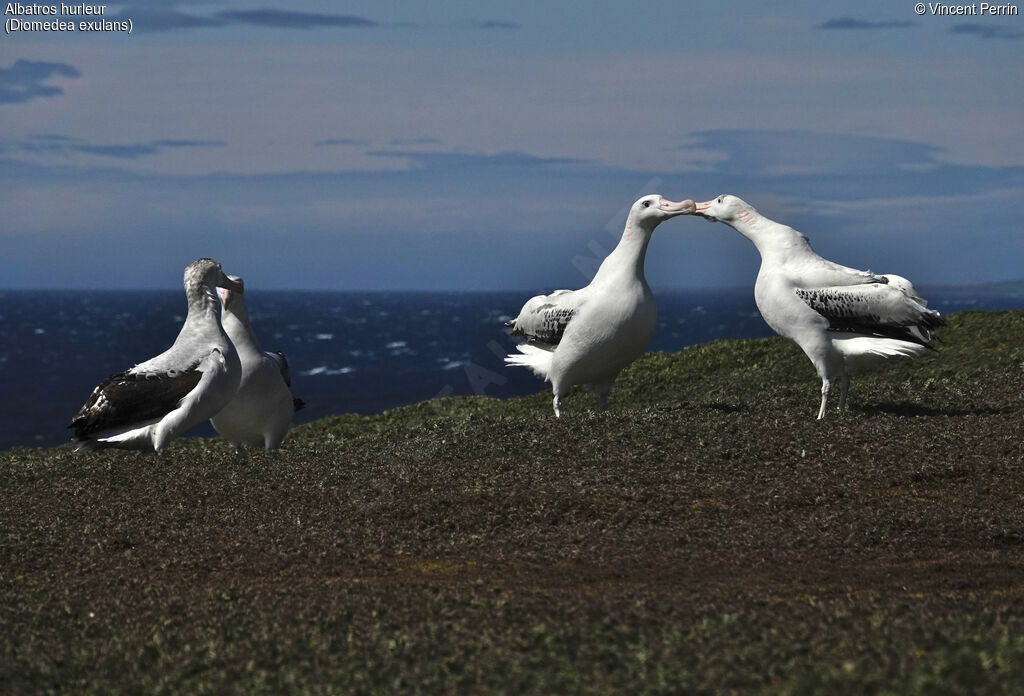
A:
<box><xmin>831</xmin><ymin>334</ymin><xmax>928</xmax><ymax>373</ymax></box>
<box><xmin>77</xmin><ymin>418</ymin><xmax>161</xmax><ymax>452</ymax></box>
<box><xmin>504</xmin><ymin>343</ymin><xmax>554</xmax><ymax>381</ymax></box>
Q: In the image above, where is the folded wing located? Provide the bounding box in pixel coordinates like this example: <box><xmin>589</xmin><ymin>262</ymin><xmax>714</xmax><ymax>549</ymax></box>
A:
<box><xmin>69</xmin><ymin>365</ymin><xmax>203</xmax><ymax>440</ymax></box>
<box><xmin>504</xmin><ymin>289</ymin><xmax>582</xmax><ymax>346</ymax></box>
<box><xmin>269</xmin><ymin>350</ymin><xmax>292</xmax><ymax>387</ymax></box>
<box><xmin>795</xmin><ymin>282</ymin><xmax>943</xmax><ymax>346</ymax></box>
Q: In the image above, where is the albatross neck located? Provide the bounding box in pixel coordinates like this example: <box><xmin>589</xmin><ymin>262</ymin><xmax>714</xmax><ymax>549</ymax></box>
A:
<box><xmin>727</xmin><ymin>210</ymin><xmax>803</xmax><ymax>264</ymax></box>
<box><xmin>592</xmin><ymin>218</ymin><xmax>653</xmax><ymax>287</ymax></box>
<box><xmin>183</xmin><ymin>282</ymin><xmax>223</xmax><ymax>325</ymax></box>
<box><xmin>223</xmin><ymin>304</ymin><xmax>263</xmax><ymax>354</ymax></box>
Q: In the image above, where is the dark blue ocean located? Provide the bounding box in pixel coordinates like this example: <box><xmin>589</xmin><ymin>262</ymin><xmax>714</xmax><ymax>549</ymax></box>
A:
<box><xmin>1</xmin><ymin>287</ymin><xmax>1021</xmax><ymax>450</ymax></box>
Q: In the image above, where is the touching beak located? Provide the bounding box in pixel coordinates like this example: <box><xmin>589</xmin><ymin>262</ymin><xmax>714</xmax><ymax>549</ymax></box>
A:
<box><xmin>217</xmin><ymin>272</ymin><xmax>244</xmax><ymax>294</ymax></box>
<box><xmin>693</xmin><ymin>199</ymin><xmax>714</xmax><ymax>217</ymax></box>
<box><xmin>660</xmin><ymin>198</ymin><xmax>696</xmax><ymax>218</ymax></box>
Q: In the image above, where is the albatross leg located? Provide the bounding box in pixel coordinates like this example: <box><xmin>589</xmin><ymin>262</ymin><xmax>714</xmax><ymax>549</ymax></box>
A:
<box><xmin>817</xmin><ymin>378</ymin><xmax>831</xmax><ymax>420</ymax></box>
<box><xmin>552</xmin><ymin>394</ymin><xmax>562</xmax><ymax>418</ymax></box>
<box><xmin>838</xmin><ymin>373</ymin><xmax>850</xmax><ymax>411</ymax></box>
<box><xmin>591</xmin><ymin>379</ymin><xmax>614</xmax><ymax>412</ymax></box>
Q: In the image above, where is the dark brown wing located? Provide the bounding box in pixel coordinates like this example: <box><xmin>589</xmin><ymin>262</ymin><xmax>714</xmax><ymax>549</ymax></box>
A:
<box><xmin>69</xmin><ymin>368</ymin><xmax>203</xmax><ymax>440</ymax></box>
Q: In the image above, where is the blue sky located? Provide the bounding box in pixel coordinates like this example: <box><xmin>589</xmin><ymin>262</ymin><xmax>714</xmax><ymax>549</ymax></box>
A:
<box><xmin>2</xmin><ymin>0</ymin><xmax>1022</xmax><ymax>290</ymax></box>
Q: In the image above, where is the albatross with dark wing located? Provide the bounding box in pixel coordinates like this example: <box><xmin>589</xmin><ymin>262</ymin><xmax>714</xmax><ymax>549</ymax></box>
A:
<box><xmin>69</xmin><ymin>258</ymin><xmax>243</xmax><ymax>452</ymax></box>
<box><xmin>210</xmin><ymin>276</ymin><xmax>300</xmax><ymax>451</ymax></box>
<box><xmin>505</xmin><ymin>195</ymin><xmax>695</xmax><ymax>416</ymax></box>
<box><xmin>693</xmin><ymin>194</ymin><xmax>944</xmax><ymax>419</ymax></box>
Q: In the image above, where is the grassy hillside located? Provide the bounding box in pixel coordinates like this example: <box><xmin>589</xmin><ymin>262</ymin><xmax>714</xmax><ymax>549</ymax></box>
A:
<box><xmin>2</xmin><ymin>310</ymin><xmax>1023</xmax><ymax>695</ymax></box>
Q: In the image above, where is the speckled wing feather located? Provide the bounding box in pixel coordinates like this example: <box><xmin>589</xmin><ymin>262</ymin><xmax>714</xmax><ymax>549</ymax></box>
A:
<box><xmin>795</xmin><ymin>284</ymin><xmax>944</xmax><ymax>346</ymax></box>
<box><xmin>505</xmin><ymin>290</ymin><xmax>581</xmax><ymax>346</ymax></box>
<box><xmin>68</xmin><ymin>366</ymin><xmax>203</xmax><ymax>439</ymax></box>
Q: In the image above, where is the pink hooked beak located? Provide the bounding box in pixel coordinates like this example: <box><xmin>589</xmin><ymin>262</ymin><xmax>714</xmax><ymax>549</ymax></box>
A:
<box><xmin>216</xmin><ymin>273</ymin><xmax>243</xmax><ymax>305</ymax></box>
<box><xmin>659</xmin><ymin>198</ymin><xmax>696</xmax><ymax>216</ymax></box>
<box><xmin>693</xmin><ymin>199</ymin><xmax>715</xmax><ymax>215</ymax></box>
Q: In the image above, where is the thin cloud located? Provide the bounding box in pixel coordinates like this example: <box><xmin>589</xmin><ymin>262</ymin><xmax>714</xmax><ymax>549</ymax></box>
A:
<box><xmin>104</xmin><ymin>5</ymin><xmax>510</xmax><ymax>33</ymax></box>
<box><xmin>151</xmin><ymin>139</ymin><xmax>227</xmax><ymax>148</ymax></box>
<box><xmin>819</xmin><ymin>17</ymin><xmax>916</xmax><ymax>30</ymax></box>
<box><xmin>366</xmin><ymin>149</ymin><xmax>587</xmax><ymax>170</ymax></box>
<box><xmin>950</xmin><ymin>23</ymin><xmax>1023</xmax><ymax>39</ymax></box>
<box><xmin>12</xmin><ymin>135</ymin><xmax>225</xmax><ymax>159</ymax></box>
<box><xmin>671</xmin><ymin>130</ymin><xmax>1024</xmax><ymax>217</ymax></box>
<box><xmin>76</xmin><ymin>139</ymin><xmax>226</xmax><ymax>159</ymax></box>
<box><xmin>314</xmin><ymin>138</ymin><xmax>371</xmax><ymax>147</ymax></box>
<box><xmin>107</xmin><ymin>6</ymin><xmax>226</xmax><ymax>32</ymax></box>
<box><xmin>473</xmin><ymin>20</ymin><xmax>520</xmax><ymax>30</ymax></box>
<box><xmin>389</xmin><ymin>137</ymin><xmax>442</xmax><ymax>147</ymax></box>
<box><xmin>75</xmin><ymin>143</ymin><xmax>160</xmax><ymax>159</ymax></box>
<box><xmin>214</xmin><ymin>10</ymin><xmax>378</xmax><ymax>29</ymax></box>
<box><xmin>0</xmin><ymin>60</ymin><xmax>82</xmax><ymax>105</ymax></box>
<box><xmin>17</xmin><ymin>134</ymin><xmax>79</xmax><ymax>154</ymax></box>
<box><xmin>680</xmin><ymin>130</ymin><xmax>942</xmax><ymax>177</ymax></box>
<box><xmin>104</xmin><ymin>3</ymin><xmax>378</xmax><ymax>32</ymax></box>
<box><xmin>95</xmin><ymin>5</ymin><xmax>519</xmax><ymax>33</ymax></box>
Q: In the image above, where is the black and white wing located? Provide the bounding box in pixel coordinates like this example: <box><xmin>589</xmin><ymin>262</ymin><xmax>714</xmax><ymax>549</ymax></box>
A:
<box><xmin>795</xmin><ymin>282</ymin><xmax>944</xmax><ymax>346</ymax></box>
<box><xmin>504</xmin><ymin>289</ymin><xmax>582</xmax><ymax>346</ymax></box>
<box><xmin>69</xmin><ymin>364</ymin><xmax>203</xmax><ymax>440</ymax></box>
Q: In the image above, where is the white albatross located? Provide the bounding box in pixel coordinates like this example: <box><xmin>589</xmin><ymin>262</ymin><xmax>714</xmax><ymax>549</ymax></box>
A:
<box><xmin>505</xmin><ymin>195</ymin><xmax>695</xmax><ymax>416</ymax></box>
<box><xmin>69</xmin><ymin>258</ymin><xmax>243</xmax><ymax>452</ymax></box>
<box><xmin>210</xmin><ymin>276</ymin><xmax>301</xmax><ymax>451</ymax></box>
<box><xmin>692</xmin><ymin>194</ymin><xmax>944</xmax><ymax>419</ymax></box>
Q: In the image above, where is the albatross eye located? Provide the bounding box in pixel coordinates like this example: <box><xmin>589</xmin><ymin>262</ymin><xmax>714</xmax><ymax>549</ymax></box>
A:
<box><xmin>642</xmin><ymin>200</ymin><xmax>651</xmax><ymax>208</ymax></box>
<box><xmin>717</xmin><ymin>196</ymin><xmax>723</xmax><ymax>204</ymax></box>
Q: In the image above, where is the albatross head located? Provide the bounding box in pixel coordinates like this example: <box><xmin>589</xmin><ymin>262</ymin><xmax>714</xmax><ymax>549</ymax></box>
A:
<box><xmin>184</xmin><ymin>258</ymin><xmax>244</xmax><ymax>298</ymax></box>
<box><xmin>630</xmin><ymin>194</ymin><xmax>696</xmax><ymax>230</ymax></box>
<box><xmin>693</xmin><ymin>194</ymin><xmax>755</xmax><ymax>224</ymax></box>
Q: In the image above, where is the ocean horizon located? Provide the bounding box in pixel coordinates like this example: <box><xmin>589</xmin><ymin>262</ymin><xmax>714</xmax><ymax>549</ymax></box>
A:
<box><xmin>2</xmin><ymin>284</ymin><xmax>1022</xmax><ymax>451</ymax></box>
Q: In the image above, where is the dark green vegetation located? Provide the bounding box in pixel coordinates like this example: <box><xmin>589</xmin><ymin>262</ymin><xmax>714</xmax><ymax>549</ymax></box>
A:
<box><xmin>3</xmin><ymin>310</ymin><xmax>1023</xmax><ymax>695</ymax></box>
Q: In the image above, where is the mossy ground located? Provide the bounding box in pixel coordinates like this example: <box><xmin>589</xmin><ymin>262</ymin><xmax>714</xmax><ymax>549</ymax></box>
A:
<box><xmin>2</xmin><ymin>311</ymin><xmax>1023</xmax><ymax>694</ymax></box>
